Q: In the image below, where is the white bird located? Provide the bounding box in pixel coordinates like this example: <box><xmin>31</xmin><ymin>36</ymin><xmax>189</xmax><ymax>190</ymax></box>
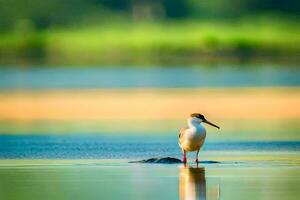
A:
<box><xmin>179</xmin><ymin>113</ymin><xmax>220</xmax><ymax>164</ymax></box>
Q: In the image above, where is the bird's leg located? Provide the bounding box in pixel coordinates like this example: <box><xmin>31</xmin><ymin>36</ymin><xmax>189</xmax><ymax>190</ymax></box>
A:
<box><xmin>195</xmin><ymin>149</ymin><xmax>199</xmax><ymax>164</ymax></box>
<box><xmin>183</xmin><ymin>151</ymin><xmax>187</xmax><ymax>164</ymax></box>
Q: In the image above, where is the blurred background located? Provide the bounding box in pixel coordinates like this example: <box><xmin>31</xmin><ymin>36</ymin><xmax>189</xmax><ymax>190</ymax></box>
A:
<box><xmin>0</xmin><ymin>0</ymin><xmax>299</xmax><ymax>141</ymax></box>
<box><xmin>0</xmin><ymin>0</ymin><xmax>300</xmax><ymax>65</ymax></box>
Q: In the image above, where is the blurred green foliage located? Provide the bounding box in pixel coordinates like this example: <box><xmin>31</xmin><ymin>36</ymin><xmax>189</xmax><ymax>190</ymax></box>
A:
<box><xmin>0</xmin><ymin>0</ymin><xmax>299</xmax><ymax>31</ymax></box>
<box><xmin>0</xmin><ymin>19</ymin><xmax>299</xmax><ymax>65</ymax></box>
<box><xmin>0</xmin><ymin>0</ymin><xmax>299</xmax><ymax>65</ymax></box>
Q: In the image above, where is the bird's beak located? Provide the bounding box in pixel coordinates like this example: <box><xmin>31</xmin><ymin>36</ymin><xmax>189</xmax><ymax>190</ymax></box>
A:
<box><xmin>203</xmin><ymin>120</ymin><xmax>220</xmax><ymax>129</ymax></box>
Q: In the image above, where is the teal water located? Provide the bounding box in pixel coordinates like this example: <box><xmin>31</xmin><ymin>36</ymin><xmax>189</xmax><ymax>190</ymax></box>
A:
<box><xmin>0</xmin><ymin>160</ymin><xmax>299</xmax><ymax>200</ymax></box>
<box><xmin>0</xmin><ymin>64</ymin><xmax>299</xmax><ymax>200</ymax></box>
<box><xmin>0</xmin><ymin>66</ymin><xmax>299</xmax><ymax>89</ymax></box>
<box><xmin>1</xmin><ymin>136</ymin><xmax>299</xmax><ymax>200</ymax></box>
<box><xmin>0</xmin><ymin>135</ymin><xmax>299</xmax><ymax>159</ymax></box>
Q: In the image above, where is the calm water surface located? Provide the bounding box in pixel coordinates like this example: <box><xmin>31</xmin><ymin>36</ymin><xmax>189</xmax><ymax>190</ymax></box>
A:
<box><xmin>0</xmin><ymin>135</ymin><xmax>300</xmax><ymax>200</ymax></box>
<box><xmin>0</xmin><ymin>135</ymin><xmax>299</xmax><ymax>159</ymax></box>
<box><xmin>0</xmin><ymin>158</ymin><xmax>299</xmax><ymax>200</ymax></box>
<box><xmin>0</xmin><ymin>66</ymin><xmax>299</xmax><ymax>89</ymax></box>
<box><xmin>0</xmin><ymin>64</ymin><xmax>299</xmax><ymax>200</ymax></box>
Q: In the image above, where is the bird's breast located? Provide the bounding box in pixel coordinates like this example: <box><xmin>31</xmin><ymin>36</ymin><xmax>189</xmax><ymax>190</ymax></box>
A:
<box><xmin>190</xmin><ymin>125</ymin><xmax>206</xmax><ymax>138</ymax></box>
<box><xmin>187</xmin><ymin>129</ymin><xmax>206</xmax><ymax>141</ymax></box>
<box><xmin>180</xmin><ymin>126</ymin><xmax>206</xmax><ymax>152</ymax></box>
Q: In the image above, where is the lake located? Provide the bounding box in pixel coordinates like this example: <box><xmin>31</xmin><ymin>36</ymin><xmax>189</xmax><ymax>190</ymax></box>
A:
<box><xmin>0</xmin><ymin>135</ymin><xmax>300</xmax><ymax>200</ymax></box>
<box><xmin>0</xmin><ymin>64</ymin><xmax>299</xmax><ymax>200</ymax></box>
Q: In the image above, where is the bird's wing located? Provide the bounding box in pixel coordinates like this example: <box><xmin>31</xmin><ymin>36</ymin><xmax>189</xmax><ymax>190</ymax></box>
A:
<box><xmin>179</xmin><ymin>127</ymin><xmax>187</xmax><ymax>144</ymax></box>
<box><xmin>178</xmin><ymin>127</ymin><xmax>187</xmax><ymax>146</ymax></box>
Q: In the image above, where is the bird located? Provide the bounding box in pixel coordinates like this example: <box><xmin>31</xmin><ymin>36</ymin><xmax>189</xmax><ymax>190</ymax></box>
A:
<box><xmin>179</xmin><ymin>113</ymin><xmax>220</xmax><ymax>164</ymax></box>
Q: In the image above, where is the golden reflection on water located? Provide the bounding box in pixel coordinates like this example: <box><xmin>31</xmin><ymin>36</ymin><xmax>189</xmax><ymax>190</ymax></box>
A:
<box><xmin>179</xmin><ymin>166</ymin><xmax>219</xmax><ymax>200</ymax></box>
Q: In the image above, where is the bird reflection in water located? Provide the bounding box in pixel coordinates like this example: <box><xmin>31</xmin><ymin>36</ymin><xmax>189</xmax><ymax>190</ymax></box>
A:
<box><xmin>179</xmin><ymin>166</ymin><xmax>220</xmax><ymax>200</ymax></box>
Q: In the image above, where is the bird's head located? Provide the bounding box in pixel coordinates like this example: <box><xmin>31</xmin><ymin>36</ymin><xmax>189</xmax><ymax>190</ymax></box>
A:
<box><xmin>190</xmin><ymin>113</ymin><xmax>220</xmax><ymax>129</ymax></box>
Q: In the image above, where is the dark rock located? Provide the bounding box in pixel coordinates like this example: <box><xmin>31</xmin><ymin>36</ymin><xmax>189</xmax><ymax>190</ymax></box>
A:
<box><xmin>129</xmin><ymin>157</ymin><xmax>222</xmax><ymax>164</ymax></box>
<box><xmin>129</xmin><ymin>157</ymin><xmax>182</xmax><ymax>164</ymax></box>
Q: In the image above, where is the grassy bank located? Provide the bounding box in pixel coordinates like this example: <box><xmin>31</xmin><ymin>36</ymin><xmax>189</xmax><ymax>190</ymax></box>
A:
<box><xmin>0</xmin><ymin>19</ymin><xmax>300</xmax><ymax>66</ymax></box>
